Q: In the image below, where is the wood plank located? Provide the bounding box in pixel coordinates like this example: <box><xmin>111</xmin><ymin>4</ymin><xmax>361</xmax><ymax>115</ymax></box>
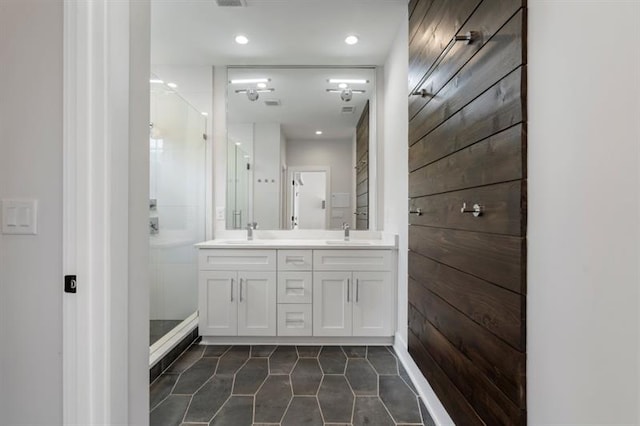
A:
<box><xmin>408</xmin><ymin>330</ymin><xmax>485</xmax><ymax>426</ymax></box>
<box><xmin>409</xmin><ymin>251</ymin><xmax>524</xmax><ymax>350</ymax></box>
<box><xmin>409</xmin><ymin>180</ymin><xmax>523</xmax><ymax>236</ymax></box>
<box><xmin>409</xmin><ymin>305</ymin><xmax>525</xmax><ymax>425</ymax></box>
<box><xmin>409</xmin><ymin>64</ymin><xmax>524</xmax><ymax>148</ymax></box>
<box><xmin>409</xmin><ymin>0</ymin><xmax>481</xmax><ymax>92</ymax></box>
<box><xmin>409</xmin><ymin>0</ymin><xmax>524</xmax><ymax>119</ymax></box>
<box><xmin>409</xmin><ymin>124</ymin><xmax>523</xmax><ymax>196</ymax></box>
<box><xmin>410</xmin><ymin>9</ymin><xmax>525</xmax><ymax>136</ymax></box>
<box><xmin>356</xmin><ymin>169</ymin><xmax>368</xmax><ymax>185</ymax></box>
<box><xmin>408</xmin><ymin>225</ymin><xmax>524</xmax><ymax>294</ymax></box>
<box><xmin>356</xmin><ymin>193</ymin><xmax>368</xmax><ymax>208</ymax></box>
<box><xmin>409</xmin><ymin>283</ymin><xmax>525</xmax><ymax>407</ymax></box>
<box><xmin>356</xmin><ymin>179</ymin><xmax>368</xmax><ymax>197</ymax></box>
<box><xmin>409</xmin><ymin>0</ymin><xmax>433</xmax><ymax>43</ymax></box>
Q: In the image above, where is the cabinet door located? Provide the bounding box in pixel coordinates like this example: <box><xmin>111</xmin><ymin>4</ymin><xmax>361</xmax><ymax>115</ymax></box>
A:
<box><xmin>237</xmin><ymin>271</ymin><xmax>277</xmax><ymax>336</ymax></box>
<box><xmin>313</xmin><ymin>271</ymin><xmax>352</xmax><ymax>336</ymax></box>
<box><xmin>199</xmin><ymin>271</ymin><xmax>237</xmax><ymax>336</ymax></box>
<box><xmin>352</xmin><ymin>271</ymin><xmax>393</xmax><ymax>336</ymax></box>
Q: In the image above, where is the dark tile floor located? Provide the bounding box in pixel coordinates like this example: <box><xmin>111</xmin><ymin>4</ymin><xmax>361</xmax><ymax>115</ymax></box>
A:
<box><xmin>150</xmin><ymin>344</ymin><xmax>435</xmax><ymax>426</ymax></box>
<box><xmin>150</xmin><ymin>320</ymin><xmax>183</xmax><ymax>345</ymax></box>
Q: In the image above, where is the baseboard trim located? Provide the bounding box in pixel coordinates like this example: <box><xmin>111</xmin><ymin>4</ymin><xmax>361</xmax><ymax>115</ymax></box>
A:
<box><xmin>200</xmin><ymin>335</ymin><xmax>394</xmax><ymax>345</ymax></box>
<box><xmin>394</xmin><ymin>334</ymin><xmax>454</xmax><ymax>426</ymax></box>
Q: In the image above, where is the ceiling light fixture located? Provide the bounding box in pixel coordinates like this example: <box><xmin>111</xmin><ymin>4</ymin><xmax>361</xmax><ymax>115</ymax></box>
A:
<box><xmin>345</xmin><ymin>35</ymin><xmax>359</xmax><ymax>45</ymax></box>
<box><xmin>328</xmin><ymin>78</ymin><xmax>369</xmax><ymax>84</ymax></box>
<box><xmin>230</xmin><ymin>78</ymin><xmax>270</xmax><ymax>84</ymax></box>
<box><xmin>235</xmin><ymin>35</ymin><xmax>249</xmax><ymax>45</ymax></box>
<box><xmin>315</xmin><ymin>130</ymin><xmax>323</xmax><ymax>135</ymax></box>
<box><xmin>167</xmin><ymin>82</ymin><xmax>178</xmax><ymax>88</ymax></box>
<box><xmin>149</xmin><ymin>79</ymin><xmax>164</xmax><ymax>84</ymax></box>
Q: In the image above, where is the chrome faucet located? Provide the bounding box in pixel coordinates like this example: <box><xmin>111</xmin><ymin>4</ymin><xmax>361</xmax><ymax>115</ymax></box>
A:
<box><xmin>247</xmin><ymin>222</ymin><xmax>257</xmax><ymax>240</ymax></box>
<box><xmin>343</xmin><ymin>223</ymin><xmax>350</xmax><ymax>241</ymax></box>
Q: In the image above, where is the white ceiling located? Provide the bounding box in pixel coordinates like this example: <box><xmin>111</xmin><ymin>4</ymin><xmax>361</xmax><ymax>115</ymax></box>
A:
<box><xmin>150</xmin><ymin>0</ymin><xmax>406</xmax><ymax>143</ymax></box>
<box><xmin>151</xmin><ymin>0</ymin><xmax>407</xmax><ymax>66</ymax></box>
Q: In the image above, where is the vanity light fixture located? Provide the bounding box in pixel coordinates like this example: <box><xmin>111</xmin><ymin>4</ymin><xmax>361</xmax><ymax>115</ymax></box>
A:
<box><xmin>315</xmin><ymin>130</ymin><xmax>323</xmax><ymax>135</ymax></box>
<box><xmin>167</xmin><ymin>82</ymin><xmax>178</xmax><ymax>88</ymax></box>
<box><xmin>345</xmin><ymin>35</ymin><xmax>359</xmax><ymax>45</ymax></box>
<box><xmin>235</xmin><ymin>35</ymin><xmax>249</xmax><ymax>45</ymax></box>
<box><xmin>235</xmin><ymin>88</ymin><xmax>275</xmax><ymax>94</ymax></box>
<box><xmin>328</xmin><ymin>78</ymin><xmax>369</xmax><ymax>84</ymax></box>
<box><xmin>326</xmin><ymin>89</ymin><xmax>366</xmax><ymax>94</ymax></box>
<box><xmin>230</xmin><ymin>78</ymin><xmax>270</xmax><ymax>84</ymax></box>
<box><xmin>149</xmin><ymin>79</ymin><xmax>164</xmax><ymax>84</ymax></box>
<box><xmin>338</xmin><ymin>83</ymin><xmax>348</xmax><ymax>89</ymax></box>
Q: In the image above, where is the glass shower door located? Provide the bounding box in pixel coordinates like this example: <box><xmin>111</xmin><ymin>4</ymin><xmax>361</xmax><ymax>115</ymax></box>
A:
<box><xmin>149</xmin><ymin>82</ymin><xmax>206</xmax><ymax>347</ymax></box>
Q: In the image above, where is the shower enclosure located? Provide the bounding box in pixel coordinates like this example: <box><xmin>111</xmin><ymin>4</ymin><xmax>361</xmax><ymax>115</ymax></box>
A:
<box><xmin>149</xmin><ymin>80</ymin><xmax>206</xmax><ymax>354</ymax></box>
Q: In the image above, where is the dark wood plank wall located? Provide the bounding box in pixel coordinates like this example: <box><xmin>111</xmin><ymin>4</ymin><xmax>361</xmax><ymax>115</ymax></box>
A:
<box><xmin>355</xmin><ymin>101</ymin><xmax>370</xmax><ymax>230</ymax></box>
<box><xmin>407</xmin><ymin>0</ymin><xmax>527</xmax><ymax>424</ymax></box>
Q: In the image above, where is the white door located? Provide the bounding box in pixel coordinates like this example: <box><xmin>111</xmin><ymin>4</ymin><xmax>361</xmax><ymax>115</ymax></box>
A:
<box><xmin>296</xmin><ymin>171</ymin><xmax>327</xmax><ymax>229</ymax></box>
<box><xmin>352</xmin><ymin>271</ymin><xmax>393</xmax><ymax>336</ymax></box>
<box><xmin>237</xmin><ymin>271</ymin><xmax>277</xmax><ymax>336</ymax></box>
<box><xmin>199</xmin><ymin>271</ymin><xmax>238</xmax><ymax>336</ymax></box>
<box><xmin>313</xmin><ymin>271</ymin><xmax>352</xmax><ymax>336</ymax></box>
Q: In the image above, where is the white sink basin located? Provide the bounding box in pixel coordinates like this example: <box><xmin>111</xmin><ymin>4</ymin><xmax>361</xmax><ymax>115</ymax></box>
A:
<box><xmin>325</xmin><ymin>240</ymin><xmax>373</xmax><ymax>246</ymax></box>
<box><xmin>220</xmin><ymin>240</ymin><xmax>265</xmax><ymax>244</ymax></box>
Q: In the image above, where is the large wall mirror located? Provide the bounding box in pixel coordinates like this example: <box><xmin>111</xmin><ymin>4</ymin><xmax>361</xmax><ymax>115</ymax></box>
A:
<box><xmin>226</xmin><ymin>67</ymin><xmax>375</xmax><ymax>231</ymax></box>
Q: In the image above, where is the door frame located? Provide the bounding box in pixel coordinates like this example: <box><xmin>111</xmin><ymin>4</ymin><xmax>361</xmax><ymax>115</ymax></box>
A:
<box><xmin>62</xmin><ymin>1</ymin><xmax>150</xmax><ymax>424</ymax></box>
<box><xmin>286</xmin><ymin>166</ymin><xmax>331</xmax><ymax>230</ymax></box>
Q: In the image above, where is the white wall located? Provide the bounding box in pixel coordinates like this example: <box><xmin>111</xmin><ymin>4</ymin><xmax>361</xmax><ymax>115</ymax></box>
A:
<box><xmin>528</xmin><ymin>2</ymin><xmax>640</xmax><ymax>424</ymax></box>
<box><xmin>287</xmin><ymin>139</ymin><xmax>354</xmax><ymax>229</ymax></box>
<box><xmin>382</xmin><ymin>15</ymin><xmax>408</xmax><ymax>348</ymax></box>
<box><xmin>0</xmin><ymin>0</ymin><xmax>63</xmax><ymax>423</ymax></box>
<box><xmin>253</xmin><ymin>123</ymin><xmax>282</xmax><ymax>229</ymax></box>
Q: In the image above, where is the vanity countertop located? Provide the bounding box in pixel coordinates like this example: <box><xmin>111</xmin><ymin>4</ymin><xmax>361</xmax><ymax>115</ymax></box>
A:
<box><xmin>195</xmin><ymin>236</ymin><xmax>397</xmax><ymax>249</ymax></box>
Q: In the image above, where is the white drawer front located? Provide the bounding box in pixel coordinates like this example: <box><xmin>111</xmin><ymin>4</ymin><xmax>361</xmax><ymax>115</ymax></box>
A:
<box><xmin>199</xmin><ymin>249</ymin><xmax>276</xmax><ymax>271</ymax></box>
<box><xmin>277</xmin><ymin>271</ymin><xmax>312</xmax><ymax>304</ymax></box>
<box><xmin>278</xmin><ymin>250</ymin><xmax>313</xmax><ymax>271</ymax></box>
<box><xmin>313</xmin><ymin>250</ymin><xmax>392</xmax><ymax>271</ymax></box>
<box><xmin>277</xmin><ymin>304</ymin><xmax>312</xmax><ymax>336</ymax></box>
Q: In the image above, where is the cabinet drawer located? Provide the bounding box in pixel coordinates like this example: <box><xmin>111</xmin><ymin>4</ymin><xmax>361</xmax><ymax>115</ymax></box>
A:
<box><xmin>278</xmin><ymin>250</ymin><xmax>313</xmax><ymax>271</ymax></box>
<box><xmin>277</xmin><ymin>304</ymin><xmax>312</xmax><ymax>336</ymax></box>
<box><xmin>278</xmin><ymin>271</ymin><xmax>312</xmax><ymax>304</ymax></box>
<box><xmin>313</xmin><ymin>250</ymin><xmax>392</xmax><ymax>271</ymax></box>
<box><xmin>199</xmin><ymin>249</ymin><xmax>276</xmax><ymax>271</ymax></box>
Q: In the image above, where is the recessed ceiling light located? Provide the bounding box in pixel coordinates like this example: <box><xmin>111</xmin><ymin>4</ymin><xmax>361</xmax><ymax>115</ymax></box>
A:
<box><xmin>315</xmin><ymin>130</ymin><xmax>323</xmax><ymax>135</ymax></box>
<box><xmin>345</xmin><ymin>35</ymin><xmax>359</xmax><ymax>45</ymax></box>
<box><xmin>167</xmin><ymin>82</ymin><xmax>177</xmax><ymax>88</ymax></box>
<box><xmin>201</xmin><ymin>112</ymin><xmax>208</xmax><ymax>116</ymax></box>
<box><xmin>230</xmin><ymin>78</ymin><xmax>270</xmax><ymax>84</ymax></box>
<box><xmin>235</xmin><ymin>35</ymin><xmax>249</xmax><ymax>45</ymax></box>
<box><xmin>329</xmin><ymin>79</ymin><xmax>369</xmax><ymax>84</ymax></box>
<box><xmin>338</xmin><ymin>83</ymin><xmax>348</xmax><ymax>89</ymax></box>
<box><xmin>257</xmin><ymin>82</ymin><xmax>267</xmax><ymax>89</ymax></box>
<box><xmin>150</xmin><ymin>79</ymin><xmax>164</xmax><ymax>84</ymax></box>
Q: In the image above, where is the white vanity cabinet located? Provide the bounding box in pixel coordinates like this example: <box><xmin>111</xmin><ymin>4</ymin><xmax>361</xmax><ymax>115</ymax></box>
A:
<box><xmin>313</xmin><ymin>250</ymin><xmax>393</xmax><ymax>337</ymax></box>
<box><xmin>198</xmin><ymin>250</ymin><xmax>277</xmax><ymax>336</ymax></box>
<box><xmin>198</xmin><ymin>243</ymin><xmax>396</xmax><ymax>342</ymax></box>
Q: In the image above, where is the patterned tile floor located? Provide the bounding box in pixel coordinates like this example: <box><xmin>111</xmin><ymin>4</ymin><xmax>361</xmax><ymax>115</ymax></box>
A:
<box><xmin>150</xmin><ymin>344</ymin><xmax>435</xmax><ymax>426</ymax></box>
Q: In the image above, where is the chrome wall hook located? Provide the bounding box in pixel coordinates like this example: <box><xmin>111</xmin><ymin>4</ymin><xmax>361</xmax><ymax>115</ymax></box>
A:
<box><xmin>460</xmin><ymin>203</ymin><xmax>483</xmax><ymax>217</ymax></box>
<box><xmin>411</xmin><ymin>88</ymin><xmax>434</xmax><ymax>98</ymax></box>
<box><xmin>409</xmin><ymin>208</ymin><xmax>423</xmax><ymax>216</ymax></box>
<box><xmin>455</xmin><ymin>31</ymin><xmax>480</xmax><ymax>45</ymax></box>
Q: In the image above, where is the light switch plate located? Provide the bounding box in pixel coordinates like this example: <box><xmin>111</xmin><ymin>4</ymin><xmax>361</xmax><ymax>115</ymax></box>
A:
<box><xmin>2</xmin><ymin>199</ymin><xmax>38</xmax><ymax>235</ymax></box>
<box><xmin>216</xmin><ymin>206</ymin><xmax>225</xmax><ymax>220</ymax></box>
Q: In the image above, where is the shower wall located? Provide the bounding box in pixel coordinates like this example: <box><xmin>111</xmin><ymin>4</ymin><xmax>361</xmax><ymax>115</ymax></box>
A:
<box><xmin>149</xmin><ymin>85</ymin><xmax>206</xmax><ymax>330</ymax></box>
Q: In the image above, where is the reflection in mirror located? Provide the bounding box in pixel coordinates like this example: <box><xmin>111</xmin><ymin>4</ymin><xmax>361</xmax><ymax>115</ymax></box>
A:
<box><xmin>226</xmin><ymin>67</ymin><xmax>374</xmax><ymax>231</ymax></box>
